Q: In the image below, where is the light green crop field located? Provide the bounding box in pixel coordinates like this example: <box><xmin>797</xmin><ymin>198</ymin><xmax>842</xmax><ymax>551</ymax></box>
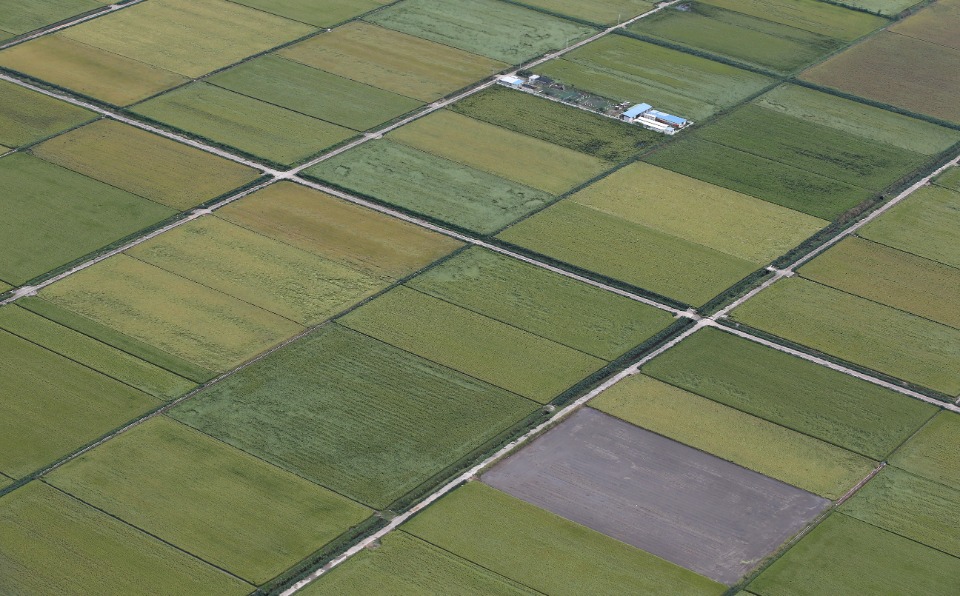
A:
<box><xmin>731</xmin><ymin>277</ymin><xmax>960</xmax><ymax>396</ymax></box>
<box><xmin>0</xmin><ymin>0</ymin><xmax>103</xmax><ymax>35</ymax></box>
<box><xmin>62</xmin><ymin>0</ymin><xmax>314</xmax><ymax>78</ymax></box>
<box><xmin>278</xmin><ymin>22</ymin><xmax>507</xmax><ymax>102</ymax></box>
<box><xmin>592</xmin><ymin>375</ymin><xmax>875</xmax><ymax>499</ymax></box>
<box><xmin>890</xmin><ymin>412</ymin><xmax>960</xmax><ymax>491</ymax></box>
<box><xmin>407</xmin><ymin>248</ymin><xmax>675</xmax><ymax>360</ymax></box>
<box><xmin>0</xmin><ymin>330</ymin><xmax>157</xmax><ymax>479</ymax></box>
<box><xmin>39</xmin><ymin>254</ymin><xmax>303</xmax><ymax>375</ymax></box>
<box><xmin>451</xmin><ymin>85</ymin><xmax>658</xmax><ymax>163</ymax></box>
<box><xmin>0</xmin><ymin>153</ymin><xmax>175</xmax><ymax>286</ymax></box>
<box><xmin>31</xmin><ymin>120</ymin><xmax>260</xmax><ymax>210</ymax></box>
<box><xmin>643</xmin><ymin>328</ymin><xmax>938</xmax><ymax>459</ymax></box>
<box><xmin>936</xmin><ymin>166</ymin><xmax>960</xmax><ymax>192</ymax></box>
<box><xmin>644</xmin><ymin>137</ymin><xmax>873</xmax><ymax>220</ymax></box>
<box><xmin>755</xmin><ymin>85</ymin><xmax>960</xmax><ymax>156</ymax></box>
<box><xmin>519</xmin><ymin>0</ymin><xmax>654</xmax><ymax>24</ymax></box>
<box><xmin>406</xmin><ymin>482</ymin><xmax>726</xmax><ymax>595</ymax></box>
<box><xmin>304</xmin><ymin>140</ymin><xmax>553</xmax><ymax>234</ymax></box>
<box><xmin>830</xmin><ymin>0</ymin><xmax>920</xmax><ymax>15</ymax></box>
<box><xmin>0</xmin><ymin>305</ymin><xmax>195</xmax><ymax>401</ymax></box>
<box><xmin>389</xmin><ymin>110</ymin><xmax>610</xmax><ymax>195</ymax></box>
<box><xmin>749</xmin><ymin>514</ymin><xmax>960</xmax><ymax>595</ymax></box>
<box><xmin>132</xmin><ymin>83</ymin><xmax>355</xmax><ymax>167</ymax></box>
<box><xmin>535</xmin><ymin>35</ymin><xmax>773</xmax><ymax>121</ymax></box>
<box><xmin>215</xmin><ymin>182</ymin><xmax>461</xmax><ymax>281</ymax></box>
<box><xmin>0</xmin><ymin>482</ymin><xmax>249</xmax><ymax>595</ymax></box>
<box><xmin>498</xmin><ymin>200</ymin><xmax>759</xmax><ymax>305</ymax></box>
<box><xmin>0</xmin><ymin>35</ymin><xmax>188</xmax><ymax>106</ymax></box>
<box><xmin>860</xmin><ymin>185</ymin><xmax>960</xmax><ymax>269</ymax></box>
<box><xmin>367</xmin><ymin>0</ymin><xmax>595</xmax><ymax>64</ymax></box>
<box><xmin>700</xmin><ymin>0</ymin><xmax>887</xmax><ymax>40</ymax></box>
<box><xmin>800</xmin><ymin>237</ymin><xmax>960</xmax><ymax>329</ymax></box>
<box><xmin>340</xmin><ymin>286</ymin><xmax>606</xmax><ymax>403</ymax></box>
<box><xmin>47</xmin><ymin>417</ymin><xmax>371</xmax><ymax>585</ymax></box>
<box><xmin>629</xmin><ymin>3</ymin><xmax>844</xmax><ymax>74</ymax></box>
<box><xmin>0</xmin><ymin>80</ymin><xmax>94</xmax><ymax>147</ymax></box>
<box><xmin>304</xmin><ymin>531</ymin><xmax>534</xmax><ymax>595</ymax></box>
<box><xmin>841</xmin><ymin>467</ymin><xmax>960</xmax><ymax>557</ymax></box>
<box><xmin>127</xmin><ymin>217</ymin><xmax>383</xmax><ymax>326</ymax></box>
<box><xmin>208</xmin><ymin>55</ymin><xmax>423</xmax><ymax>132</ymax></box>
<box><xmin>890</xmin><ymin>0</ymin><xmax>960</xmax><ymax>50</ymax></box>
<box><xmin>570</xmin><ymin>162</ymin><xmax>826</xmax><ymax>263</ymax></box>
<box><xmin>171</xmin><ymin>324</ymin><xmax>537</xmax><ymax>509</ymax></box>
<box><xmin>228</xmin><ymin>0</ymin><xmax>389</xmax><ymax>27</ymax></box>
<box><xmin>802</xmin><ymin>32</ymin><xmax>960</xmax><ymax>125</ymax></box>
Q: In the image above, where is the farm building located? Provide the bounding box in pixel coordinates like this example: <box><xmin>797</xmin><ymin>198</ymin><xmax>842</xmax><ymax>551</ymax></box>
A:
<box><xmin>621</xmin><ymin>103</ymin><xmax>652</xmax><ymax>121</ymax></box>
<box><xmin>497</xmin><ymin>75</ymin><xmax>525</xmax><ymax>88</ymax></box>
<box><xmin>646</xmin><ymin>109</ymin><xmax>688</xmax><ymax>128</ymax></box>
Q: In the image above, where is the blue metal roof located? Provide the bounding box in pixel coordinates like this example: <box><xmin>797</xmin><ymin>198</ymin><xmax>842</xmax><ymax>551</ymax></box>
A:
<box><xmin>649</xmin><ymin>110</ymin><xmax>686</xmax><ymax>125</ymax></box>
<box><xmin>623</xmin><ymin>103</ymin><xmax>651</xmax><ymax>118</ymax></box>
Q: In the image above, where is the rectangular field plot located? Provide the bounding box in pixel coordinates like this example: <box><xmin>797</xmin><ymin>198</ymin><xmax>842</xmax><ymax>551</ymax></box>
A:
<box><xmin>799</xmin><ymin>236</ymin><xmax>960</xmax><ymax>329</ymax></box>
<box><xmin>61</xmin><ymin>0</ymin><xmax>315</xmax><ymax>78</ymax></box>
<box><xmin>592</xmin><ymin>374</ymin><xmax>875</xmax><ymax>499</ymax></box>
<box><xmin>451</xmin><ymin>85</ymin><xmax>658</xmax><ymax>163</ymax></box>
<box><xmin>534</xmin><ymin>35</ymin><xmax>773</xmax><ymax>121</ymax></box>
<box><xmin>643</xmin><ymin>328</ymin><xmax>938</xmax><ymax>459</ymax></box>
<box><xmin>339</xmin><ymin>286</ymin><xmax>606</xmax><ymax>402</ymax></box>
<box><xmin>749</xmin><ymin>514</ymin><xmax>960</xmax><ymax>596</ymax></box>
<box><xmin>889</xmin><ymin>0</ymin><xmax>960</xmax><ymax>50</ymax></box>
<box><xmin>132</xmin><ymin>83</ymin><xmax>355</xmax><ymax>167</ymax></box>
<box><xmin>731</xmin><ymin>277</ymin><xmax>960</xmax><ymax>396</ymax></box>
<box><xmin>228</xmin><ymin>0</ymin><xmax>389</xmax><ymax>27</ymax></box>
<box><xmin>215</xmin><ymin>182</ymin><xmax>461</xmax><ymax>281</ymax></box>
<box><xmin>802</xmin><ymin>32</ymin><xmax>960</xmax><ymax>125</ymax></box>
<box><xmin>366</xmin><ymin>0</ymin><xmax>595</xmax><ymax>64</ymax></box>
<box><xmin>0</xmin><ymin>329</ymin><xmax>158</xmax><ymax>479</ymax></box>
<box><xmin>170</xmin><ymin>324</ymin><xmax>537</xmax><ymax>509</ymax></box>
<box><xmin>407</xmin><ymin>248</ymin><xmax>674</xmax><ymax>361</ymax></box>
<box><xmin>890</xmin><ymin>412</ymin><xmax>960</xmax><ymax>491</ymax></box>
<box><xmin>405</xmin><ymin>482</ymin><xmax>725</xmax><ymax>595</ymax></box>
<box><xmin>519</xmin><ymin>0</ymin><xmax>654</xmax><ymax>24</ymax></box>
<box><xmin>629</xmin><ymin>2</ymin><xmax>845</xmax><ymax>74</ymax></box>
<box><xmin>278</xmin><ymin>22</ymin><xmax>507</xmax><ymax>102</ymax></box>
<box><xmin>859</xmin><ymin>185</ymin><xmax>960</xmax><ymax>269</ymax></box>
<box><xmin>207</xmin><ymin>55</ymin><xmax>423</xmax><ymax>132</ymax></box>
<box><xmin>700</xmin><ymin>0</ymin><xmax>887</xmax><ymax>40</ymax></box>
<box><xmin>30</xmin><ymin>120</ymin><xmax>260</xmax><ymax>210</ymax></box>
<box><xmin>303</xmin><ymin>140</ymin><xmax>552</xmax><ymax>234</ymax></box>
<box><xmin>0</xmin><ymin>80</ymin><xmax>94</xmax><ymax>148</ymax></box>
<box><xmin>47</xmin><ymin>417</ymin><xmax>371</xmax><ymax>585</ymax></box>
<box><xmin>482</xmin><ymin>408</ymin><xmax>830</xmax><ymax>585</ymax></box>
<box><xmin>304</xmin><ymin>531</ymin><xmax>534</xmax><ymax>595</ymax></box>
<box><xmin>0</xmin><ymin>482</ymin><xmax>248</xmax><ymax>595</ymax></box>
<box><xmin>0</xmin><ymin>153</ymin><xmax>175</xmax><ymax>286</ymax></box>
<box><xmin>388</xmin><ymin>110</ymin><xmax>611</xmax><ymax>195</ymax></box>
<box><xmin>498</xmin><ymin>200</ymin><xmax>759</xmax><ymax>306</ymax></box>
<box><xmin>937</xmin><ymin>166</ymin><xmax>960</xmax><ymax>192</ymax></box>
<box><xmin>830</xmin><ymin>0</ymin><xmax>921</xmax><ymax>15</ymax></box>
<box><xmin>0</xmin><ymin>35</ymin><xmax>189</xmax><ymax>106</ymax></box>
<box><xmin>38</xmin><ymin>255</ymin><xmax>304</xmax><ymax>376</ymax></box>
<box><xmin>0</xmin><ymin>0</ymin><xmax>103</xmax><ymax>35</ymax></box>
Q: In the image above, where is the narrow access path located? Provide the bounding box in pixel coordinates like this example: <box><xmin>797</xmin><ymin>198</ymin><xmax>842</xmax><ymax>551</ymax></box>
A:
<box><xmin>0</xmin><ymin>0</ymin><xmax>148</xmax><ymax>51</ymax></box>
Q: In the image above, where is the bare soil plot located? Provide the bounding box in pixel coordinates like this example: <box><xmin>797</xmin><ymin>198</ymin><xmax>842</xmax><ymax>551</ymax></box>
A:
<box><xmin>483</xmin><ymin>408</ymin><xmax>830</xmax><ymax>585</ymax></box>
<box><xmin>170</xmin><ymin>324</ymin><xmax>537</xmax><ymax>509</ymax></box>
<box><xmin>731</xmin><ymin>277</ymin><xmax>960</xmax><ymax>396</ymax></box>
<box><xmin>388</xmin><ymin>110</ymin><xmax>611</xmax><ymax>195</ymax></box>
<box><xmin>643</xmin><ymin>328</ymin><xmax>938</xmax><ymax>459</ymax></box>
<box><xmin>700</xmin><ymin>0</ymin><xmax>887</xmax><ymax>40</ymax></box>
<box><xmin>592</xmin><ymin>374</ymin><xmax>875</xmax><ymax>499</ymax></box>
<box><xmin>860</xmin><ymin>185</ymin><xmax>960</xmax><ymax>269</ymax></box>
<box><xmin>215</xmin><ymin>182</ymin><xmax>461</xmax><ymax>281</ymax></box>
<box><xmin>405</xmin><ymin>482</ymin><xmax>725</xmax><ymax>595</ymax></box>
<box><xmin>207</xmin><ymin>55</ymin><xmax>423</xmax><ymax>132</ymax></box>
<box><xmin>31</xmin><ymin>120</ymin><xmax>260</xmax><ymax>210</ymax></box>
<box><xmin>278</xmin><ymin>22</ymin><xmax>507</xmax><ymax>102</ymax></box>
<box><xmin>498</xmin><ymin>200</ymin><xmax>759</xmax><ymax>305</ymax></box>
<box><xmin>800</xmin><ymin>236</ymin><xmax>960</xmax><ymax>329</ymax></box>
<box><xmin>749</xmin><ymin>514</ymin><xmax>960</xmax><ymax>595</ymax></box>
<box><xmin>407</xmin><ymin>247</ymin><xmax>674</xmax><ymax>360</ymax></box>
<box><xmin>517</xmin><ymin>0</ymin><xmax>655</xmax><ymax>24</ymax></box>
<box><xmin>228</xmin><ymin>0</ymin><xmax>390</xmax><ymax>27</ymax></box>
<box><xmin>0</xmin><ymin>329</ymin><xmax>158</xmax><ymax>479</ymax></box>
<box><xmin>890</xmin><ymin>412</ymin><xmax>960</xmax><ymax>491</ymax></box>
<box><xmin>61</xmin><ymin>0</ymin><xmax>315</xmax><ymax>78</ymax></box>
<box><xmin>0</xmin><ymin>153</ymin><xmax>175</xmax><ymax>286</ymax></box>
<box><xmin>0</xmin><ymin>482</ymin><xmax>249</xmax><ymax>595</ymax></box>
<box><xmin>802</xmin><ymin>32</ymin><xmax>960</xmax><ymax>124</ymax></box>
<box><xmin>0</xmin><ymin>0</ymin><xmax>104</xmax><ymax>35</ymax></box>
<box><xmin>889</xmin><ymin>0</ymin><xmax>960</xmax><ymax>50</ymax></box>
<box><xmin>367</xmin><ymin>0</ymin><xmax>595</xmax><ymax>64</ymax></box>
<box><xmin>47</xmin><ymin>417</ymin><xmax>371</xmax><ymax>585</ymax></box>
<box><xmin>339</xmin><ymin>286</ymin><xmax>606</xmax><ymax>403</ymax></box>
<box><xmin>0</xmin><ymin>79</ymin><xmax>94</xmax><ymax>148</ymax></box>
<box><xmin>0</xmin><ymin>35</ymin><xmax>189</xmax><ymax>106</ymax></box>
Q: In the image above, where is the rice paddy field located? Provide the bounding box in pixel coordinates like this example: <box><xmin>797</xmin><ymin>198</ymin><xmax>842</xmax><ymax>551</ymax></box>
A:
<box><xmin>700</xmin><ymin>0</ymin><xmax>888</xmax><ymax>40</ymax></box>
<box><xmin>517</xmin><ymin>0</ymin><xmax>655</xmax><ymax>24</ymax></box>
<box><xmin>0</xmin><ymin>80</ymin><xmax>94</xmax><ymax>148</ymax></box>
<box><xmin>228</xmin><ymin>0</ymin><xmax>390</xmax><ymax>27</ymax></box>
<box><xmin>0</xmin><ymin>0</ymin><xmax>107</xmax><ymax>37</ymax></box>
<box><xmin>889</xmin><ymin>412</ymin><xmax>960</xmax><ymax>490</ymax></box>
